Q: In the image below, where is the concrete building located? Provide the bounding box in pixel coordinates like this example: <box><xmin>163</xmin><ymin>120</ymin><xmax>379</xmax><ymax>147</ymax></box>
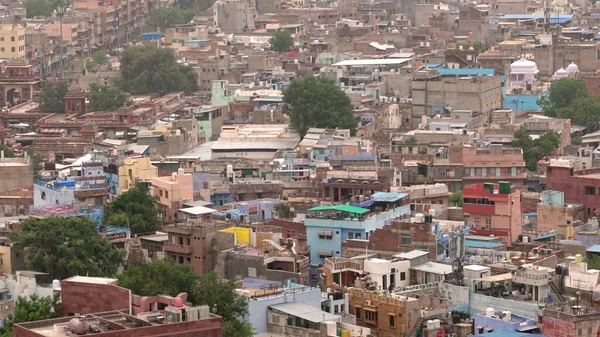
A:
<box><xmin>411</xmin><ymin>68</ymin><xmax>502</xmax><ymax>128</ymax></box>
<box><xmin>461</xmin><ymin>145</ymin><xmax>526</xmax><ymax>189</ymax></box>
<box><xmin>546</xmin><ymin>160</ymin><xmax>600</xmax><ymax>221</ymax></box>
<box><xmin>305</xmin><ymin>192</ymin><xmax>411</xmax><ymax>267</ymax></box>
<box><xmin>150</xmin><ymin>169</ymin><xmax>194</xmax><ymax>224</ymax></box>
<box><xmin>0</xmin><ymin>155</ymin><xmax>32</xmax><ymax>196</ymax></box>
<box><xmin>0</xmin><ymin>24</ymin><xmax>25</xmax><ymax>59</ymax></box>
<box><xmin>118</xmin><ymin>157</ymin><xmax>158</xmax><ymax>195</ymax></box>
<box><xmin>463</xmin><ymin>182</ymin><xmax>522</xmax><ymax>247</ymax></box>
<box><xmin>364</xmin><ymin>258</ymin><xmax>411</xmax><ymax>291</ymax></box>
<box><xmin>213</xmin><ymin>0</ymin><xmax>255</xmax><ymax>33</ymax></box>
<box><xmin>536</xmin><ymin>190</ymin><xmax>584</xmax><ymax>236</ymax></box>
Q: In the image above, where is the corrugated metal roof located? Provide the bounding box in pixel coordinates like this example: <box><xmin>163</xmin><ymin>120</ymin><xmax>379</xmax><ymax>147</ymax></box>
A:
<box><xmin>465</xmin><ymin>240</ymin><xmax>504</xmax><ymax>248</ymax></box>
<box><xmin>371</xmin><ymin>192</ymin><xmax>409</xmax><ymax>203</ymax></box>
<box><xmin>587</xmin><ymin>244</ymin><xmax>600</xmax><ymax>253</ymax></box>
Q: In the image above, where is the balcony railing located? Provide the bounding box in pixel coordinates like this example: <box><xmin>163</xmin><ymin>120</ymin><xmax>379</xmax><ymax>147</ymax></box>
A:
<box><xmin>164</xmin><ymin>243</ymin><xmax>192</xmax><ymax>254</ymax></box>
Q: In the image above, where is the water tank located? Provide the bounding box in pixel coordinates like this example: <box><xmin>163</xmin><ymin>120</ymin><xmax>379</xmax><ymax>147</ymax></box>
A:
<box><xmin>52</xmin><ymin>279</ymin><xmax>60</xmax><ymax>290</ymax></box>
<box><xmin>415</xmin><ymin>213</ymin><xmax>425</xmax><ymax>223</ymax></box>
<box><xmin>575</xmin><ymin>254</ymin><xmax>583</xmax><ymax>263</ymax></box>
<box><xmin>503</xmin><ymin>311</ymin><xmax>511</xmax><ymax>322</ymax></box>
<box><xmin>178</xmin><ymin>168</ymin><xmax>185</xmax><ymax>176</ymax></box>
<box><xmin>523</xmin><ymin>236</ymin><xmax>529</xmax><ymax>243</ymax></box>
<box><xmin>433</xmin><ymin>319</ymin><xmax>441</xmax><ymax>328</ymax></box>
<box><xmin>427</xmin><ymin>320</ymin><xmax>435</xmax><ymax>330</ymax></box>
<box><xmin>486</xmin><ymin>308</ymin><xmax>494</xmax><ymax>317</ymax></box>
<box><xmin>327</xmin><ymin>321</ymin><xmax>337</xmax><ymax>336</ymax></box>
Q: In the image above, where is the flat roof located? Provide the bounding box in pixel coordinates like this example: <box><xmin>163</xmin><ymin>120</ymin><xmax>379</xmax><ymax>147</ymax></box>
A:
<box><xmin>393</xmin><ymin>250</ymin><xmax>429</xmax><ymax>259</ymax></box>
<box><xmin>371</xmin><ymin>191</ymin><xmax>408</xmax><ymax>203</ymax></box>
<box><xmin>211</xmin><ymin>140</ymin><xmax>298</xmax><ymax>151</ymax></box>
<box><xmin>65</xmin><ymin>275</ymin><xmax>118</xmax><ymax>285</ymax></box>
<box><xmin>464</xmin><ymin>265</ymin><xmax>491</xmax><ymax>271</ymax></box>
<box><xmin>473</xmin><ymin>272</ymin><xmax>513</xmax><ymax>282</ymax></box>
<box><xmin>438</xmin><ymin>68</ymin><xmax>495</xmax><ymax>76</ymax></box>
<box><xmin>140</xmin><ymin>234</ymin><xmax>169</xmax><ymax>242</ymax></box>
<box><xmin>179</xmin><ymin>205</ymin><xmax>216</xmax><ymax>216</ymax></box>
<box><xmin>411</xmin><ymin>262</ymin><xmax>452</xmax><ymax>275</ymax></box>
<box><xmin>270</xmin><ymin>302</ymin><xmax>340</xmax><ymax>323</ymax></box>
<box><xmin>332</xmin><ymin>58</ymin><xmax>411</xmax><ymax>66</ymax></box>
<box><xmin>465</xmin><ymin>240</ymin><xmax>504</xmax><ymax>248</ymax></box>
<box><xmin>183</xmin><ymin>200</ymin><xmax>213</xmax><ymax>207</ymax></box>
<box><xmin>587</xmin><ymin>244</ymin><xmax>600</xmax><ymax>253</ymax></box>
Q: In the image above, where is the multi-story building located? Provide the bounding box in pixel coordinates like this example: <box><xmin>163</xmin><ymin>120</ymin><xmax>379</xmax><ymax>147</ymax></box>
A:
<box><xmin>411</xmin><ymin>68</ymin><xmax>502</xmax><ymax>128</ymax></box>
<box><xmin>0</xmin><ymin>24</ymin><xmax>25</xmax><ymax>59</ymax></box>
<box><xmin>546</xmin><ymin>159</ymin><xmax>600</xmax><ymax>221</ymax></box>
<box><xmin>118</xmin><ymin>157</ymin><xmax>158</xmax><ymax>195</ymax></box>
<box><xmin>462</xmin><ymin>182</ymin><xmax>522</xmax><ymax>247</ymax></box>
<box><xmin>150</xmin><ymin>169</ymin><xmax>194</xmax><ymax>223</ymax></box>
<box><xmin>213</xmin><ymin>0</ymin><xmax>255</xmax><ymax>33</ymax></box>
<box><xmin>305</xmin><ymin>192</ymin><xmax>410</xmax><ymax>267</ymax></box>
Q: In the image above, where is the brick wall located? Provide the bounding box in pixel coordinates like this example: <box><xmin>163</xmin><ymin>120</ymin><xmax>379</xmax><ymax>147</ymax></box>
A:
<box><xmin>60</xmin><ymin>280</ymin><xmax>131</xmax><ymax>315</ymax></box>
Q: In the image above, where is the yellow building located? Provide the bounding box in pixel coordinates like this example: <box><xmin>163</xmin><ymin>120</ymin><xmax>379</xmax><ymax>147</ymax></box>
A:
<box><xmin>0</xmin><ymin>24</ymin><xmax>25</xmax><ymax>59</ymax></box>
<box><xmin>118</xmin><ymin>157</ymin><xmax>158</xmax><ymax>195</ymax></box>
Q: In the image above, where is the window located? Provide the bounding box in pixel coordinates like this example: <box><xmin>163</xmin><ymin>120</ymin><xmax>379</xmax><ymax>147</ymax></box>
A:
<box><xmin>355</xmin><ymin>232</ymin><xmax>362</xmax><ymax>239</ymax></box>
<box><xmin>0</xmin><ymin>47</ymin><xmax>4</xmax><ymax>52</ymax></box>
<box><xmin>474</xmin><ymin>217</ymin><xmax>480</xmax><ymax>223</ymax></box>
<box><xmin>10</xmin><ymin>36</ymin><xmax>14</xmax><ymax>41</ymax></box>
<box><xmin>485</xmin><ymin>218</ymin><xmax>492</xmax><ymax>226</ymax></box>
<box><xmin>11</xmin><ymin>47</ymin><xmax>14</xmax><ymax>52</ymax></box>
<box><xmin>401</xmin><ymin>233</ymin><xmax>411</xmax><ymax>246</ymax></box>
<box><xmin>165</xmin><ymin>191</ymin><xmax>169</xmax><ymax>198</ymax></box>
<box><xmin>159</xmin><ymin>189</ymin><xmax>163</xmax><ymax>197</ymax></box>
<box><xmin>348</xmin><ymin>232</ymin><xmax>354</xmax><ymax>239</ymax></box>
<box><xmin>389</xmin><ymin>315</ymin><xmax>395</xmax><ymax>328</ymax></box>
<box><xmin>355</xmin><ymin>308</ymin><xmax>361</xmax><ymax>319</ymax></box>
<box><xmin>400</xmin><ymin>272</ymin><xmax>406</xmax><ymax>281</ymax></box>
<box><xmin>585</xmin><ymin>186</ymin><xmax>596</xmax><ymax>195</ymax></box>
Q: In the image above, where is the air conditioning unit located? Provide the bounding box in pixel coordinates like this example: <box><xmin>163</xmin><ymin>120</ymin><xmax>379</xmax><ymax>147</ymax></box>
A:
<box><xmin>165</xmin><ymin>307</ymin><xmax>182</xmax><ymax>323</ymax></box>
<box><xmin>546</xmin><ymin>249</ymin><xmax>553</xmax><ymax>255</ymax></box>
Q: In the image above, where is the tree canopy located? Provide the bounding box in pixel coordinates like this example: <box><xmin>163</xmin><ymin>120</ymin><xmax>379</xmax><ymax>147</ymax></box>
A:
<box><xmin>88</xmin><ymin>84</ymin><xmax>128</xmax><ymax>112</ymax></box>
<box><xmin>538</xmin><ymin>78</ymin><xmax>600</xmax><ymax>128</ymax></box>
<box><xmin>274</xmin><ymin>203</ymin><xmax>291</xmax><ymax>218</ymax></box>
<box><xmin>282</xmin><ymin>76</ymin><xmax>357</xmax><ymax>138</ymax></box>
<box><xmin>0</xmin><ymin>294</ymin><xmax>61</xmax><ymax>337</ymax></box>
<box><xmin>24</xmin><ymin>0</ymin><xmax>70</xmax><ymax>18</ymax></box>
<box><xmin>269</xmin><ymin>30</ymin><xmax>294</xmax><ymax>52</ymax></box>
<box><xmin>92</xmin><ymin>51</ymin><xmax>109</xmax><ymax>66</ymax></box>
<box><xmin>118</xmin><ymin>263</ymin><xmax>254</xmax><ymax>337</ymax></box>
<box><xmin>449</xmin><ymin>191</ymin><xmax>463</xmax><ymax>207</ymax></box>
<box><xmin>39</xmin><ymin>81</ymin><xmax>69</xmax><ymax>113</ymax></box>
<box><xmin>105</xmin><ymin>185</ymin><xmax>159</xmax><ymax>235</ymax></box>
<box><xmin>511</xmin><ymin>125</ymin><xmax>561</xmax><ymax>171</ymax></box>
<box><xmin>117</xmin><ymin>260</ymin><xmax>198</xmax><ymax>300</ymax></box>
<box><xmin>119</xmin><ymin>45</ymin><xmax>198</xmax><ymax>95</ymax></box>
<box><xmin>0</xmin><ymin>144</ymin><xmax>15</xmax><ymax>158</ymax></box>
<box><xmin>177</xmin><ymin>0</ymin><xmax>215</xmax><ymax>11</ymax></box>
<box><xmin>145</xmin><ymin>8</ymin><xmax>195</xmax><ymax>32</ymax></box>
<box><xmin>190</xmin><ymin>272</ymin><xmax>254</xmax><ymax>337</ymax></box>
<box><xmin>12</xmin><ymin>217</ymin><xmax>125</xmax><ymax>280</ymax></box>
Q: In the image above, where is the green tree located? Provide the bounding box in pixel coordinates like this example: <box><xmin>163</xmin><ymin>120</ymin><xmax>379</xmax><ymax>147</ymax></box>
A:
<box><xmin>0</xmin><ymin>144</ymin><xmax>15</xmax><ymax>158</ymax></box>
<box><xmin>572</xmin><ymin>137</ymin><xmax>582</xmax><ymax>145</ymax></box>
<box><xmin>105</xmin><ymin>185</ymin><xmax>159</xmax><ymax>235</ymax></box>
<box><xmin>274</xmin><ymin>203</ymin><xmax>291</xmax><ymax>218</ymax></box>
<box><xmin>512</xmin><ymin>125</ymin><xmax>560</xmax><ymax>171</ymax></box>
<box><xmin>472</xmin><ymin>41</ymin><xmax>487</xmax><ymax>52</ymax></box>
<box><xmin>117</xmin><ymin>260</ymin><xmax>198</xmax><ymax>299</ymax></box>
<box><xmin>85</xmin><ymin>58</ymin><xmax>97</xmax><ymax>72</ymax></box>
<box><xmin>538</xmin><ymin>78</ymin><xmax>588</xmax><ymax>117</ymax></box>
<box><xmin>39</xmin><ymin>81</ymin><xmax>69</xmax><ymax>113</ymax></box>
<box><xmin>92</xmin><ymin>51</ymin><xmax>109</xmax><ymax>66</ymax></box>
<box><xmin>88</xmin><ymin>84</ymin><xmax>128</xmax><ymax>112</ymax></box>
<box><xmin>31</xmin><ymin>153</ymin><xmax>44</xmax><ymax>179</ymax></box>
<box><xmin>191</xmin><ymin>272</ymin><xmax>254</xmax><ymax>337</ymax></box>
<box><xmin>145</xmin><ymin>8</ymin><xmax>194</xmax><ymax>31</ymax></box>
<box><xmin>586</xmin><ymin>255</ymin><xmax>600</xmax><ymax>270</ymax></box>
<box><xmin>283</xmin><ymin>76</ymin><xmax>357</xmax><ymax>138</ymax></box>
<box><xmin>0</xmin><ymin>293</ymin><xmax>62</xmax><ymax>337</ymax></box>
<box><xmin>24</xmin><ymin>0</ymin><xmax>70</xmax><ymax>18</ymax></box>
<box><xmin>449</xmin><ymin>190</ymin><xmax>463</xmax><ymax>207</ymax></box>
<box><xmin>269</xmin><ymin>30</ymin><xmax>294</xmax><ymax>52</ymax></box>
<box><xmin>12</xmin><ymin>217</ymin><xmax>125</xmax><ymax>280</ymax></box>
<box><xmin>405</xmin><ymin>137</ymin><xmax>418</xmax><ymax>145</ymax></box>
<box><xmin>177</xmin><ymin>0</ymin><xmax>215</xmax><ymax>11</ymax></box>
<box><xmin>119</xmin><ymin>45</ymin><xmax>198</xmax><ymax>95</ymax></box>
<box><xmin>570</xmin><ymin>94</ymin><xmax>600</xmax><ymax>128</ymax></box>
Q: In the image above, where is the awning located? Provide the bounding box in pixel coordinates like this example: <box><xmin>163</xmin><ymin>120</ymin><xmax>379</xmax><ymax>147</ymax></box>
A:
<box><xmin>517</xmin><ymin>324</ymin><xmax>540</xmax><ymax>332</ymax></box>
<box><xmin>318</xmin><ymin>249</ymin><xmax>333</xmax><ymax>257</ymax></box>
<box><xmin>179</xmin><ymin>206</ymin><xmax>216</xmax><ymax>216</ymax></box>
<box><xmin>317</xmin><ymin>230</ymin><xmax>333</xmax><ymax>236</ymax></box>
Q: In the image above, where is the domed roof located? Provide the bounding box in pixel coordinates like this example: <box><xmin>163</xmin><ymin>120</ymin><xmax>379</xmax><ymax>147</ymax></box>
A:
<box><xmin>566</xmin><ymin>62</ymin><xmax>579</xmax><ymax>73</ymax></box>
<box><xmin>510</xmin><ymin>58</ymin><xmax>539</xmax><ymax>75</ymax></box>
<box><xmin>553</xmin><ymin>68</ymin><xmax>568</xmax><ymax>80</ymax></box>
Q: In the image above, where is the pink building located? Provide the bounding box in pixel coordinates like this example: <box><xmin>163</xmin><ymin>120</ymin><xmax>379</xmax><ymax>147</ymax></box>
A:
<box><xmin>151</xmin><ymin>168</ymin><xmax>193</xmax><ymax>223</ymax></box>
<box><xmin>462</xmin><ymin>182</ymin><xmax>522</xmax><ymax>247</ymax></box>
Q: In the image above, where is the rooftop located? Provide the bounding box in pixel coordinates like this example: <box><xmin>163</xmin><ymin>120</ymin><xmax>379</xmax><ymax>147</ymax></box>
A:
<box><xmin>411</xmin><ymin>262</ymin><xmax>452</xmax><ymax>275</ymax></box>
<box><xmin>270</xmin><ymin>302</ymin><xmax>340</xmax><ymax>323</ymax></box>
<box><xmin>332</xmin><ymin>58</ymin><xmax>411</xmax><ymax>66</ymax></box>
<box><xmin>393</xmin><ymin>250</ymin><xmax>429</xmax><ymax>260</ymax></box>
<box><xmin>65</xmin><ymin>276</ymin><xmax>118</xmax><ymax>285</ymax></box>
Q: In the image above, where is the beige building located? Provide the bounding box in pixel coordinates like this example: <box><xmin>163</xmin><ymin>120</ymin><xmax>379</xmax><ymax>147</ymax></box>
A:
<box><xmin>118</xmin><ymin>157</ymin><xmax>158</xmax><ymax>195</ymax></box>
<box><xmin>150</xmin><ymin>168</ymin><xmax>194</xmax><ymax>223</ymax></box>
<box><xmin>411</xmin><ymin>69</ymin><xmax>502</xmax><ymax>128</ymax></box>
<box><xmin>0</xmin><ymin>24</ymin><xmax>25</xmax><ymax>59</ymax></box>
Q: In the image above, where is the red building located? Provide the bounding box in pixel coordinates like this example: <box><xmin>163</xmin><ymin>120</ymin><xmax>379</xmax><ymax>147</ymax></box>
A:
<box><xmin>546</xmin><ymin>162</ymin><xmax>600</xmax><ymax>220</ymax></box>
<box><xmin>463</xmin><ymin>182</ymin><xmax>522</xmax><ymax>247</ymax></box>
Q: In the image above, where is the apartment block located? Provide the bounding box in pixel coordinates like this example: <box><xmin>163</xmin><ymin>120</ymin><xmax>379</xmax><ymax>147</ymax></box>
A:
<box><xmin>0</xmin><ymin>24</ymin><xmax>25</xmax><ymax>59</ymax></box>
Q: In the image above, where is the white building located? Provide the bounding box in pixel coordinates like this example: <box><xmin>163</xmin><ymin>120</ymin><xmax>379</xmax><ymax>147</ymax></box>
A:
<box><xmin>364</xmin><ymin>258</ymin><xmax>411</xmax><ymax>291</ymax></box>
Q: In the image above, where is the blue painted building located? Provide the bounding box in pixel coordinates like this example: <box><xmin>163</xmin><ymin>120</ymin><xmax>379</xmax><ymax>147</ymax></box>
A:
<box><xmin>214</xmin><ymin>198</ymin><xmax>284</xmax><ymax>223</ymax></box>
<box><xmin>503</xmin><ymin>91</ymin><xmax>547</xmax><ymax>111</ymax></box>
<box><xmin>305</xmin><ymin>192</ymin><xmax>410</xmax><ymax>267</ymax></box>
<box><xmin>473</xmin><ymin>311</ymin><xmax>540</xmax><ymax>335</ymax></box>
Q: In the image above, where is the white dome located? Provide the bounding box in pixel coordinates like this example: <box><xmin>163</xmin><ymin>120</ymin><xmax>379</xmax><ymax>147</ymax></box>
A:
<box><xmin>566</xmin><ymin>62</ymin><xmax>579</xmax><ymax>74</ymax></box>
<box><xmin>510</xmin><ymin>58</ymin><xmax>539</xmax><ymax>75</ymax></box>
<box><xmin>553</xmin><ymin>67</ymin><xmax>568</xmax><ymax>79</ymax></box>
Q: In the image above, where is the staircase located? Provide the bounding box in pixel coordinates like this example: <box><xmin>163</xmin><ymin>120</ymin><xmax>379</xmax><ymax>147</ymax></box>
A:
<box><xmin>548</xmin><ymin>279</ymin><xmax>566</xmax><ymax>303</ymax></box>
<box><xmin>408</xmin><ymin>316</ymin><xmax>424</xmax><ymax>337</ymax></box>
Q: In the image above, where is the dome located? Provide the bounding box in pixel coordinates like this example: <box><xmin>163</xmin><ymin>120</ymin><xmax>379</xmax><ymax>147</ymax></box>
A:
<box><xmin>68</xmin><ymin>317</ymin><xmax>89</xmax><ymax>335</ymax></box>
<box><xmin>510</xmin><ymin>58</ymin><xmax>539</xmax><ymax>75</ymax></box>
<box><xmin>553</xmin><ymin>67</ymin><xmax>568</xmax><ymax>79</ymax></box>
<box><xmin>566</xmin><ymin>62</ymin><xmax>579</xmax><ymax>74</ymax></box>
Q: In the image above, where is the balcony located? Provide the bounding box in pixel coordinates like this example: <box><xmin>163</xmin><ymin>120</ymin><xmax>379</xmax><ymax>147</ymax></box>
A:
<box><xmin>163</xmin><ymin>224</ymin><xmax>193</xmax><ymax>235</ymax></box>
<box><xmin>164</xmin><ymin>242</ymin><xmax>192</xmax><ymax>254</ymax></box>
<box><xmin>463</xmin><ymin>203</ymin><xmax>495</xmax><ymax>215</ymax></box>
